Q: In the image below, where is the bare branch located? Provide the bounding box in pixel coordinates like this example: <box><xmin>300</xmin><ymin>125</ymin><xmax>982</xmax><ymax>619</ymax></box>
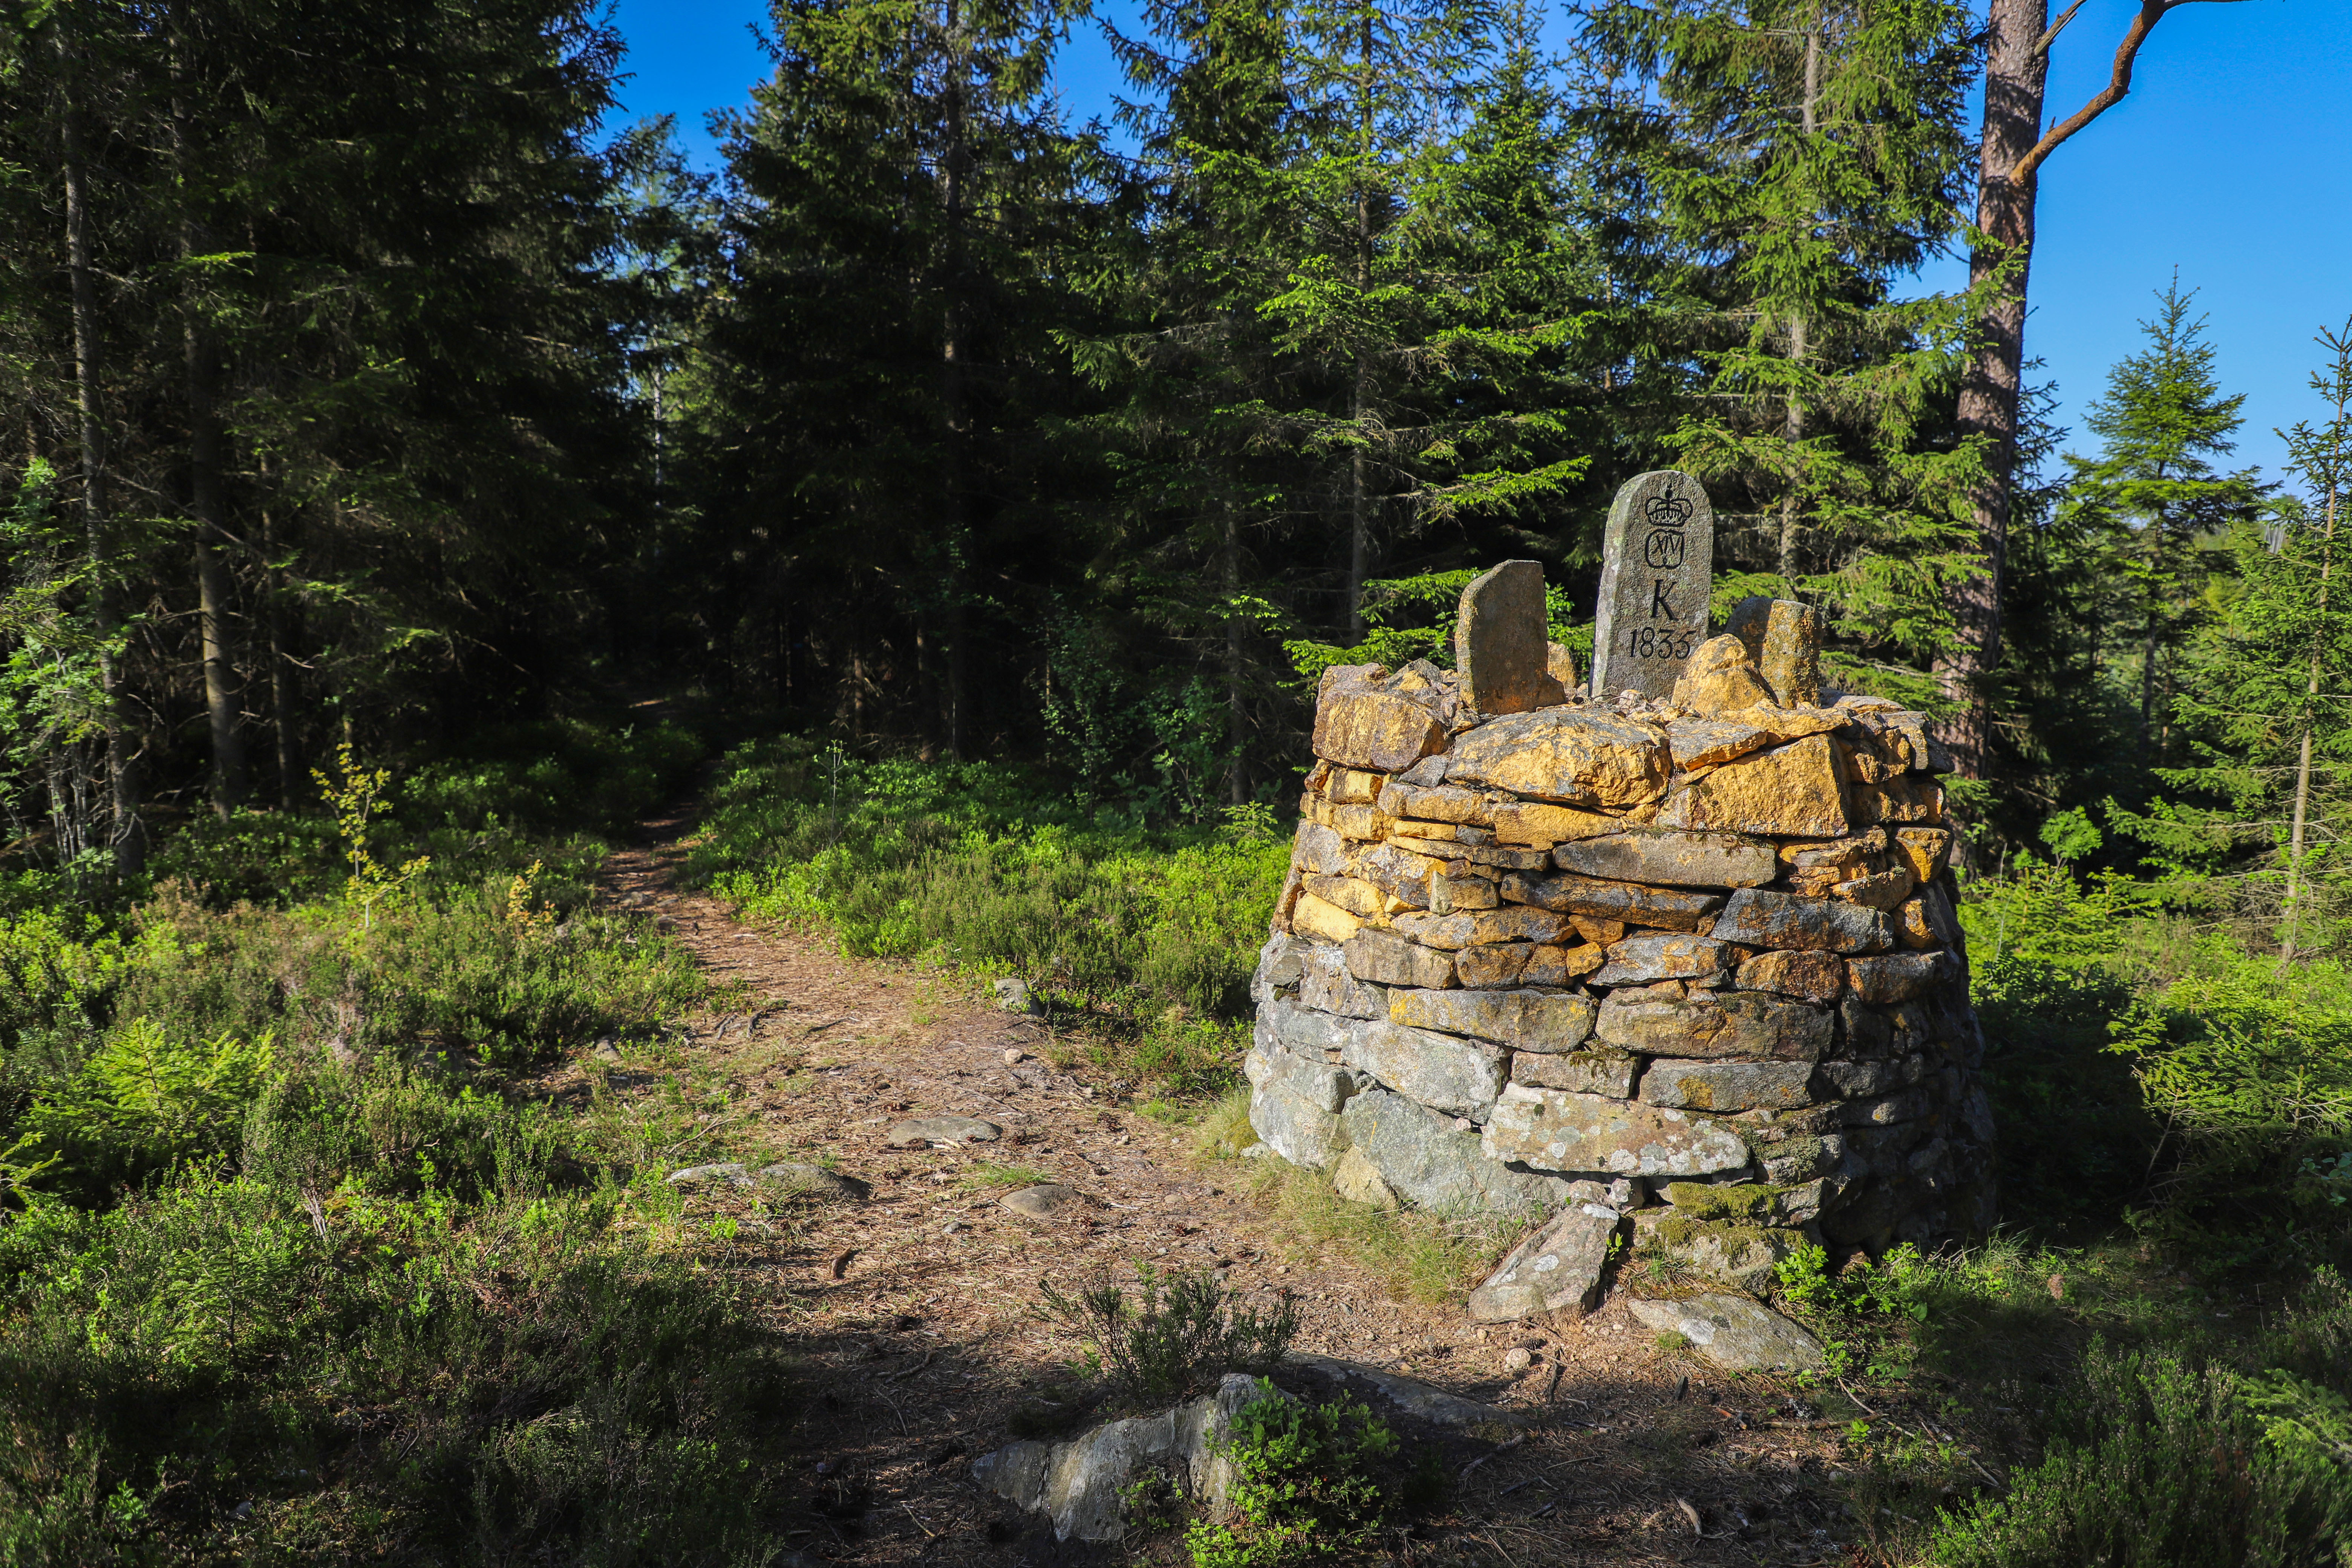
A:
<box><xmin>2010</xmin><ymin>0</ymin><xmax>2253</xmax><ymax>187</ymax></box>
<box><xmin>2030</xmin><ymin>0</ymin><xmax>2090</xmax><ymax>63</ymax></box>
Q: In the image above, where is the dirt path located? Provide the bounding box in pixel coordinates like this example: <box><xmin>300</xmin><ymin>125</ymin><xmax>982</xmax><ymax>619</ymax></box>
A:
<box><xmin>565</xmin><ymin>804</ymin><xmax>1865</xmax><ymax>1567</ymax></box>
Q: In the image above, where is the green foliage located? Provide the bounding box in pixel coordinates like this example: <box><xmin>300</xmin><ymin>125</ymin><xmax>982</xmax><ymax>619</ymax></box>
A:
<box><xmin>19</xmin><ymin>1018</ymin><xmax>277</xmax><ymax>1193</ymax></box>
<box><xmin>1924</xmin><ymin>1337</ymin><xmax>2349</xmax><ymax>1568</ymax></box>
<box><xmin>1041</xmin><ymin>1265</ymin><xmax>1298</xmax><ymax>1408</ymax></box>
<box><xmin>1186</xmin><ymin>1384</ymin><xmax>1401</xmax><ymax>1567</ymax></box>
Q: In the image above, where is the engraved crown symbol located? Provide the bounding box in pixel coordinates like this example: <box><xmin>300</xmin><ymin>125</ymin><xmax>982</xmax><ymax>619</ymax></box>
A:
<box><xmin>1644</xmin><ymin>491</ymin><xmax>1693</xmax><ymax>528</ymax></box>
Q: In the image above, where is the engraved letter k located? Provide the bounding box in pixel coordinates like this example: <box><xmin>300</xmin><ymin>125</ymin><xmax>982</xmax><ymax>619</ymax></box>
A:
<box><xmin>1651</xmin><ymin>581</ymin><xmax>1674</xmax><ymax>618</ymax></box>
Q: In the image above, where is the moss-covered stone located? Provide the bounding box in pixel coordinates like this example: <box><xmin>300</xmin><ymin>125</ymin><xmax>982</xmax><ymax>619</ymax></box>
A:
<box><xmin>1660</xmin><ymin>1181</ymin><xmax>1775</xmax><ymax>1222</ymax></box>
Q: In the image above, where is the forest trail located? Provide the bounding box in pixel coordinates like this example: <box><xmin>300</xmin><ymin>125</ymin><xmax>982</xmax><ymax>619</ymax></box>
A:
<box><xmin>560</xmin><ymin>799</ymin><xmax>1858</xmax><ymax>1567</ymax></box>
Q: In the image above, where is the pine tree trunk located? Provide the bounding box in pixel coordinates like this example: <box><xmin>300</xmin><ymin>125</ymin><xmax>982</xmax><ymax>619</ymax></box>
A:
<box><xmin>1224</xmin><ymin>500</ymin><xmax>1245</xmax><ymax>805</ymax></box>
<box><xmin>174</xmin><ymin>13</ymin><xmax>245</xmax><ymax>816</ymax></box>
<box><xmin>1779</xmin><ymin>23</ymin><xmax>1819</xmax><ymax>593</ymax></box>
<box><xmin>1346</xmin><ymin>5</ymin><xmax>1373</xmax><ymax>644</ymax></box>
<box><xmin>2283</xmin><ymin>422</ymin><xmax>2343</xmax><ymax>964</ymax></box>
<box><xmin>1936</xmin><ymin>0</ymin><xmax>2050</xmax><ymax>779</ymax></box>
<box><xmin>57</xmin><ymin>28</ymin><xmax>144</xmax><ymax>875</ymax></box>
<box><xmin>937</xmin><ymin>0</ymin><xmax>971</xmax><ymax>758</ymax></box>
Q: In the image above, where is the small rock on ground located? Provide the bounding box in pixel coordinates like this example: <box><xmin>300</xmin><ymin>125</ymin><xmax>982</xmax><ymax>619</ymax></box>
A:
<box><xmin>999</xmin><ymin>1184</ymin><xmax>1087</xmax><ymax>1220</ymax></box>
<box><xmin>1626</xmin><ymin>1292</ymin><xmax>1824</xmax><ymax>1372</ymax></box>
<box><xmin>883</xmin><ymin>1116</ymin><xmax>1002</xmax><ymax>1149</ymax></box>
<box><xmin>757</xmin><ymin>1162</ymin><xmax>868</xmax><ymax>1200</ymax></box>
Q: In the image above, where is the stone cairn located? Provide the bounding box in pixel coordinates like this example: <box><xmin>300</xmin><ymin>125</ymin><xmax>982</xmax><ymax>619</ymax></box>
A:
<box><xmin>1246</xmin><ymin>471</ymin><xmax>1995</xmax><ymax>1327</ymax></box>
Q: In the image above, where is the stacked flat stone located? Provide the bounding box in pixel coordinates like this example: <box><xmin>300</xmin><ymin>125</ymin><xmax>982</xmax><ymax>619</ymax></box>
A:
<box><xmin>1245</xmin><ymin>565</ymin><xmax>1996</xmax><ymax>1323</ymax></box>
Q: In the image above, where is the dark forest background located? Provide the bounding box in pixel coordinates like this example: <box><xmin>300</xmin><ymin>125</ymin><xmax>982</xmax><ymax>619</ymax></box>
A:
<box><xmin>18</xmin><ymin>0</ymin><xmax>2340</xmax><ymax>918</ymax></box>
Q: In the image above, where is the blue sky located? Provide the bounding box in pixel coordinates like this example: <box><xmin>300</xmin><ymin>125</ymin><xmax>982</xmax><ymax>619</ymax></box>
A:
<box><xmin>604</xmin><ymin>0</ymin><xmax>2351</xmax><ymax>490</ymax></box>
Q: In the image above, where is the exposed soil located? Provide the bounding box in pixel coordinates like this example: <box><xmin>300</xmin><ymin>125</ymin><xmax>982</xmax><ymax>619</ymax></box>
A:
<box><xmin>555</xmin><ymin>802</ymin><xmax>1880</xmax><ymax>1567</ymax></box>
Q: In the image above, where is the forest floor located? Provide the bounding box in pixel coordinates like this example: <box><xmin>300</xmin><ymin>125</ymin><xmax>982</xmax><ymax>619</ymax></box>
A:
<box><xmin>542</xmin><ymin>799</ymin><xmax>1879</xmax><ymax>1567</ymax></box>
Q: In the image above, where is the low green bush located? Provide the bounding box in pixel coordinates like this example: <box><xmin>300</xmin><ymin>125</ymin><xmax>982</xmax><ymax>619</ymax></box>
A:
<box><xmin>1185</xmin><ymin>1383</ymin><xmax>1421</xmax><ymax>1568</ymax></box>
<box><xmin>1042</xmin><ymin>1265</ymin><xmax>1298</xmax><ymax>1409</ymax></box>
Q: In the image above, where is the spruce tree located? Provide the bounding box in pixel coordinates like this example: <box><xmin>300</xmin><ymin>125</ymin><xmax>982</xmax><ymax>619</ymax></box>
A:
<box><xmin>1573</xmin><ymin>0</ymin><xmax>1986</xmax><ymax>706</ymax></box>
<box><xmin>2060</xmin><ymin>277</ymin><xmax>2266</xmax><ymax>771</ymax></box>
<box><xmin>2127</xmin><ymin>322</ymin><xmax>2352</xmax><ymax>957</ymax></box>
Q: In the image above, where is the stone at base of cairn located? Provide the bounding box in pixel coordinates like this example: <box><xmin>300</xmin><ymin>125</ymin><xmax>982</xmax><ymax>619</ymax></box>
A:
<box><xmin>1254</xmin><ymin>550</ymin><xmax>1992</xmax><ymax>1331</ymax></box>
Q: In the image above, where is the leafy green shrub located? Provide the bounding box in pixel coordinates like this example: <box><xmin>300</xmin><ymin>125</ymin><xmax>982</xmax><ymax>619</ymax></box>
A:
<box><xmin>1186</xmin><ymin>1384</ymin><xmax>1404</xmax><ymax>1567</ymax></box>
<box><xmin>1042</xmin><ymin>1265</ymin><xmax>1297</xmax><ymax>1408</ymax></box>
<box><xmin>145</xmin><ymin>807</ymin><xmax>344</xmax><ymax>909</ymax></box>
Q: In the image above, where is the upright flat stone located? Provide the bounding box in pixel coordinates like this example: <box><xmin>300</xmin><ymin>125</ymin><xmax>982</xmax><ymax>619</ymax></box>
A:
<box><xmin>1468</xmin><ymin>1205</ymin><xmax>1619</xmax><ymax>1323</ymax></box>
<box><xmin>1725</xmin><ymin>596</ymin><xmax>1825</xmax><ymax>707</ymax></box>
<box><xmin>1482</xmin><ymin>1084</ymin><xmax>1750</xmax><ymax>1177</ymax></box>
<box><xmin>1311</xmin><ymin>665</ymin><xmax>1447</xmax><ymax>773</ymax></box>
<box><xmin>1551</xmin><ymin>827</ymin><xmax>1777</xmax><ymax>889</ymax></box>
<box><xmin>1591</xmin><ymin>470</ymin><xmax>1715</xmax><ymax>701</ymax></box>
<box><xmin>1300</xmin><ymin>942</ymin><xmax>1389</xmax><ymax>1019</ymax></box>
<box><xmin>1455</xmin><ymin>560</ymin><xmax>1566</xmax><ymax>715</ymax></box>
<box><xmin>1445</xmin><ymin>708</ymin><xmax>1669</xmax><ymax>809</ymax></box>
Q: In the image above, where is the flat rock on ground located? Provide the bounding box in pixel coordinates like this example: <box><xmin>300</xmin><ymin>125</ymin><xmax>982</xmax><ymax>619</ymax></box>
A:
<box><xmin>1625</xmin><ymin>1293</ymin><xmax>1825</xmax><ymax>1373</ymax></box>
<box><xmin>884</xmin><ymin>1115</ymin><xmax>1002</xmax><ymax>1148</ymax></box>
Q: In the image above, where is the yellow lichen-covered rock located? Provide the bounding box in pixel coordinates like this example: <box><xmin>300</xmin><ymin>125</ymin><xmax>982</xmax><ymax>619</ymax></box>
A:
<box><xmin>1376</xmin><ymin>781</ymin><xmax>1496</xmax><ymax>825</ymax></box>
<box><xmin>1666</xmin><ymin>708</ymin><xmax>1846</xmax><ymax>772</ymax></box>
<box><xmin>1848</xmin><ymin>773</ymin><xmax>1943</xmax><ymax>826</ymax></box>
<box><xmin>1326</xmin><ymin>766</ymin><xmax>1387</xmax><ymax>804</ymax></box>
<box><xmin>1547</xmin><ymin>641</ymin><xmax>1579</xmax><ymax>694</ymax></box>
<box><xmin>1446</xmin><ymin>709</ymin><xmax>1669</xmax><ymax>808</ymax></box>
<box><xmin>1332</xmin><ymin>1145</ymin><xmax>1400</xmax><ymax>1208</ymax></box>
<box><xmin>1454</xmin><ymin>942</ymin><xmax>1533</xmax><ymax>988</ymax></box>
<box><xmin>1892</xmin><ymin>825</ymin><xmax>1953</xmax><ymax>882</ymax></box>
<box><xmin>1657</xmin><ymin>732</ymin><xmax>1850</xmax><ymax>838</ymax></box>
<box><xmin>1291</xmin><ymin>892</ymin><xmax>1363</xmax><ymax>944</ymax></box>
<box><xmin>1523</xmin><ymin>942</ymin><xmax>1607</xmax><ymax>986</ymax></box>
<box><xmin>1300</xmin><ymin>874</ymin><xmax>1387</xmax><ymax>919</ymax></box>
<box><xmin>1325</xmin><ymin>802</ymin><xmax>1393</xmax><ymax>840</ymax></box>
<box><xmin>1490</xmin><ymin>799</ymin><xmax>1623</xmax><ymax>847</ymax></box>
<box><xmin>1831</xmin><ymin>867</ymin><xmax>1916</xmax><ymax>912</ymax></box>
<box><xmin>1724</xmin><ymin>596</ymin><xmax>1825</xmax><ymax>707</ymax></box>
<box><xmin>1312</xmin><ymin>665</ymin><xmax>1448</xmax><ymax>773</ymax></box>
<box><xmin>1671</xmin><ymin>635</ymin><xmax>1775</xmax><ymax>717</ymax></box>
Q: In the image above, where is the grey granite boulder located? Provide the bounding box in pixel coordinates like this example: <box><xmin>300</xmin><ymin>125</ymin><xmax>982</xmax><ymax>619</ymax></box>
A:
<box><xmin>972</xmin><ymin>1373</ymin><xmax>1268</xmax><ymax>1542</ymax></box>
<box><xmin>1386</xmin><ymin>987</ymin><xmax>1595</xmax><ymax>1052</ymax></box>
<box><xmin>1637</xmin><ymin>1058</ymin><xmax>1818</xmax><ymax>1113</ymax></box>
<box><xmin>1713</xmin><ymin>888</ymin><xmax>1891</xmax><ymax>954</ymax></box>
<box><xmin>1341</xmin><ymin>1020</ymin><xmax>1506</xmax><ymax>1118</ymax></box>
<box><xmin>1550</xmin><ymin>827</ymin><xmax>1777</xmax><ymax>890</ymax></box>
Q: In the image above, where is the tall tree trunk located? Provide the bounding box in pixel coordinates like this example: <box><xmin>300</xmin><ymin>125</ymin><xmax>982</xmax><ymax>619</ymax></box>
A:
<box><xmin>57</xmin><ymin>27</ymin><xmax>144</xmax><ymax>875</ymax></box>
<box><xmin>2282</xmin><ymin>380</ymin><xmax>2347</xmax><ymax>966</ymax></box>
<box><xmin>1346</xmin><ymin>5</ymin><xmax>1373</xmax><ymax>643</ymax></box>
<box><xmin>936</xmin><ymin>0</ymin><xmax>972</xmax><ymax>760</ymax></box>
<box><xmin>1939</xmin><ymin>0</ymin><xmax>2238</xmax><ymax>780</ymax></box>
<box><xmin>173</xmin><ymin>12</ymin><xmax>245</xmax><ymax>816</ymax></box>
<box><xmin>1937</xmin><ymin>0</ymin><xmax>2049</xmax><ymax>779</ymax></box>
<box><xmin>1223</xmin><ymin>500</ymin><xmax>1245</xmax><ymax>805</ymax></box>
<box><xmin>262</xmin><ymin>502</ymin><xmax>302</xmax><ymax>805</ymax></box>
<box><xmin>2140</xmin><ymin>516</ymin><xmax>2164</xmax><ymax>760</ymax></box>
<box><xmin>1778</xmin><ymin>20</ymin><xmax>1820</xmax><ymax>593</ymax></box>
